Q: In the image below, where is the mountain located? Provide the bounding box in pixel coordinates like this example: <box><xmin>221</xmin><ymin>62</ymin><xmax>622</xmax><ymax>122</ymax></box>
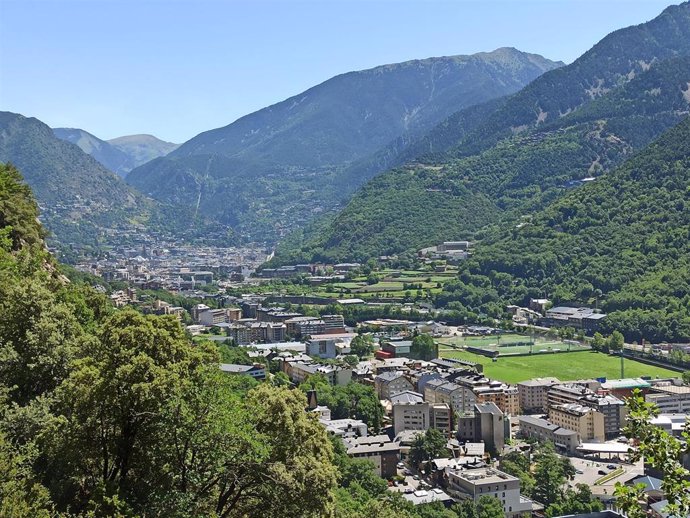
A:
<box><xmin>127</xmin><ymin>48</ymin><xmax>563</xmax><ymax>241</ymax></box>
<box><xmin>0</xmin><ymin>112</ymin><xmax>214</xmax><ymax>258</ymax></box>
<box><xmin>277</xmin><ymin>1</ymin><xmax>690</xmax><ymax>263</ymax></box>
<box><xmin>438</xmin><ymin>115</ymin><xmax>690</xmax><ymax>343</ymax></box>
<box><xmin>53</xmin><ymin>128</ymin><xmax>178</xmax><ymax>176</ymax></box>
<box><xmin>53</xmin><ymin>127</ymin><xmax>134</xmax><ymax>177</ymax></box>
<box><xmin>108</xmin><ymin>134</ymin><xmax>179</xmax><ymax>169</ymax></box>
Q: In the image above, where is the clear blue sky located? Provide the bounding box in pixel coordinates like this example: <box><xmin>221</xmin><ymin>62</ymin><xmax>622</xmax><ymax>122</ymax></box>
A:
<box><xmin>0</xmin><ymin>0</ymin><xmax>677</xmax><ymax>143</ymax></box>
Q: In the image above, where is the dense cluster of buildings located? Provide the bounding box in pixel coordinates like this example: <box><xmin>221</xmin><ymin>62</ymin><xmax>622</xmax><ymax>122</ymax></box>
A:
<box><xmin>75</xmin><ymin>241</ymin><xmax>268</xmax><ymax>291</ymax></box>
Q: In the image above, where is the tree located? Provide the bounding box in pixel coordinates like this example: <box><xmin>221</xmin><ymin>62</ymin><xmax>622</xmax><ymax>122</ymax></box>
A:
<box><xmin>271</xmin><ymin>371</ymin><xmax>291</xmax><ymax>387</ymax></box>
<box><xmin>411</xmin><ymin>334</ymin><xmax>437</xmax><ymax>361</ymax></box>
<box><xmin>591</xmin><ymin>332</ymin><xmax>606</xmax><ymax>351</ymax></box>
<box><xmin>350</xmin><ymin>335</ymin><xmax>374</xmax><ymax>359</ymax></box>
<box><xmin>409</xmin><ymin>429</ymin><xmax>448</xmax><ymax>469</ymax></box>
<box><xmin>533</xmin><ymin>442</ymin><xmax>568</xmax><ymax>507</ymax></box>
<box><xmin>682</xmin><ymin>370</ymin><xmax>690</xmax><ymax>385</ymax></box>
<box><xmin>0</xmin><ymin>279</ymin><xmax>87</xmax><ymax>405</ymax></box>
<box><xmin>614</xmin><ymin>389</ymin><xmax>690</xmax><ymax>518</ymax></box>
<box><xmin>500</xmin><ymin>451</ymin><xmax>535</xmax><ymax>496</ymax></box>
<box><xmin>217</xmin><ymin>385</ymin><xmax>338</xmax><ymax>517</ymax></box>
<box><xmin>0</xmin><ymin>429</ymin><xmax>54</xmax><ymax>518</ymax></box>
<box><xmin>366</xmin><ymin>273</ymin><xmax>379</xmax><ymax>285</ymax></box>
<box><xmin>476</xmin><ymin>495</ymin><xmax>505</xmax><ymax>518</ymax></box>
<box><xmin>607</xmin><ymin>330</ymin><xmax>624</xmax><ymax>352</ymax></box>
<box><xmin>43</xmin><ymin>309</ymin><xmax>215</xmax><ymax>512</ymax></box>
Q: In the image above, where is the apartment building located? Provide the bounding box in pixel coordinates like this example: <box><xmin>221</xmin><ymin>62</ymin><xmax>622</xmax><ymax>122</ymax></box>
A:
<box><xmin>517</xmin><ymin>377</ymin><xmax>561</xmax><ymax>413</ymax></box>
<box><xmin>518</xmin><ymin>416</ymin><xmax>580</xmax><ymax>454</ymax></box>
<box><xmin>550</xmin><ymin>403</ymin><xmax>605</xmax><ymax>443</ymax></box>
<box><xmin>446</xmin><ymin>467</ymin><xmax>532</xmax><ymax>517</ymax></box>
<box><xmin>391</xmin><ymin>391</ymin><xmax>430</xmax><ymax>435</ymax></box>
<box><xmin>375</xmin><ymin>371</ymin><xmax>414</xmax><ymax>399</ymax></box>
<box><xmin>345</xmin><ymin>435</ymin><xmax>400</xmax><ymax>478</ymax></box>
<box><xmin>645</xmin><ymin>384</ymin><xmax>690</xmax><ymax>414</ymax></box>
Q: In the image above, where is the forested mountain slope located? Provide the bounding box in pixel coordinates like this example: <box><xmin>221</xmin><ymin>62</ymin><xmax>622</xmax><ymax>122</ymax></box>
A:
<box><xmin>127</xmin><ymin>48</ymin><xmax>562</xmax><ymax>241</ymax></box>
<box><xmin>439</xmin><ymin>116</ymin><xmax>690</xmax><ymax>343</ymax></box>
<box><xmin>276</xmin><ymin>2</ymin><xmax>690</xmax><ymax>263</ymax></box>
<box><xmin>1</xmin><ymin>112</ymin><xmax>220</xmax><ymax>256</ymax></box>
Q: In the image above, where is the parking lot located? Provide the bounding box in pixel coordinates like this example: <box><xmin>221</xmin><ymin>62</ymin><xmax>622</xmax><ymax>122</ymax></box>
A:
<box><xmin>388</xmin><ymin>463</ymin><xmax>424</xmax><ymax>494</ymax></box>
<box><xmin>568</xmin><ymin>456</ymin><xmax>643</xmax><ymax>495</ymax></box>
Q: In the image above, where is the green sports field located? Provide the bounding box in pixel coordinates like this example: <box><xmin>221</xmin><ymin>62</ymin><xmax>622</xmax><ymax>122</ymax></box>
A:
<box><xmin>438</xmin><ymin>333</ymin><xmax>589</xmax><ymax>355</ymax></box>
<box><xmin>437</xmin><ymin>349</ymin><xmax>678</xmax><ymax>384</ymax></box>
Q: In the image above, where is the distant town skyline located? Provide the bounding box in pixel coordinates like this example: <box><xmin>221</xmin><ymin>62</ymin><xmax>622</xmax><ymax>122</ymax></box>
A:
<box><xmin>0</xmin><ymin>0</ymin><xmax>676</xmax><ymax>142</ymax></box>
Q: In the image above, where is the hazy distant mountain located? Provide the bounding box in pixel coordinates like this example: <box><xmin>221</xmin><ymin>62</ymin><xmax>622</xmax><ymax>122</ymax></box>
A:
<box><xmin>53</xmin><ymin>127</ymin><xmax>133</xmax><ymax>177</ymax></box>
<box><xmin>53</xmin><ymin>128</ymin><xmax>178</xmax><ymax>177</ymax></box>
<box><xmin>272</xmin><ymin>1</ymin><xmax>690</xmax><ymax>263</ymax></box>
<box><xmin>127</xmin><ymin>48</ymin><xmax>563</xmax><ymax>241</ymax></box>
<box><xmin>1</xmin><ymin>112</ymin><xmax>214</xmax><ymax>258</ymax></box>
<box><xmin>108</xmin><ymin>134</ymin><xmax>179</xmax><ymax>170</ymax></box>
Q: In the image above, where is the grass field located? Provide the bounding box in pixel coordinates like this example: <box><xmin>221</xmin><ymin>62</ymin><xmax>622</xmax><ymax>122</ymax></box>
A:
<box><xmin>437</xmin><ymin>349</ymin><xmax>678</xmax><ymax>384</ymax></box>
<box><xmin>439</xmin><ymin>333</ymin><xmax>589</xmax><ymax>355</ymax></box>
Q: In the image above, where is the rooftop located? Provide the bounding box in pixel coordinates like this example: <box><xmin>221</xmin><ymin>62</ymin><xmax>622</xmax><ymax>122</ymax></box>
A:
<box><xmin>601</xmin><ymin>378</ymin><xmax>652</xmax><ymax>390</ymax></box>
<box><xmin>391</xmin><ymin>391</ymin><xmax>425</xmax><ymax>405</ymax></box>
<box><xmin>518</xmin><ymin>377</ymin><xmax>560</xmax><ymax>387</ymax></box>
<box><xmin>450</xmin><ymin>466</ymin><xmax>518</xmax><ymax>485</ymax></box>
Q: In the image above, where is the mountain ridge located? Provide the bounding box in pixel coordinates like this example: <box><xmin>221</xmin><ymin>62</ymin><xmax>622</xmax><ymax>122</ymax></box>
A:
<box><xmin>273</xmin><ymin>1</ymin><xmax>690</xmax><ymax>264</ymax></box>
<box><xmin>127</xmin><ymin>47</ymin><xmax>562</xmax><ymax>241</ymax></box>
<box><xmin>53</xmin><ymin>127</ymin><xmax>178</xmax><ymax>176</ymax></box>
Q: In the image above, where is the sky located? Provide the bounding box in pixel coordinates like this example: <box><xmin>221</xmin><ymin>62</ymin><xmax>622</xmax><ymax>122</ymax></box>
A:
<box><xmin>0</xmin><ymin>0</ymin><xmax>677</xmax><ymax>143</ymax></box>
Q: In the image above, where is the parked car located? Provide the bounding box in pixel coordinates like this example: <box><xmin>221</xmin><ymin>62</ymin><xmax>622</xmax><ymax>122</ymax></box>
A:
<box><xmin>607</xmin><ymin>464</ymin><xmax>616</xmax><ymax>469</ymax></box>
<box><xmin>598</xmin><ymin>470</ymin><xmax>607</xmax><ymax>475</ymax></box>
<box><xmin>575</xmin><ymin>469</ymin><xmax>583</xmax><ymax>474</ymax></box>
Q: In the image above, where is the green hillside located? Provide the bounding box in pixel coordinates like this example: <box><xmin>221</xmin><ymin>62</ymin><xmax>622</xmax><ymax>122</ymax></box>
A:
<box><xmin>438</xmin><ymin>116</ymin><xmax>690</xmax><ymax>343</ymax></box>
<box><xmin>127</xmin><ymin>49</ymin><xmax>562</xmax><ymax>242</ymax></box>
<box><xmin>279</xmin><ymin>3</ymin><xmax>690</xmax><ymax>263</ymax></box>
<box><xmin>0</xmin><ymin>112</ymin><xmax>229</xmax><ymax>257</ymax></box>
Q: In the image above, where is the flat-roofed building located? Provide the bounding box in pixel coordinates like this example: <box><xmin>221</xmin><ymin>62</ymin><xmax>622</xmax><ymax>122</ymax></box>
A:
<box><xmin>580</xmin><ymin>393</ymin><xmax>626</xmax><ymax>439</ymax></box>
<box><xmin>518</xmin><ymin>415</ymin><xmax>580</xmax><ymax>454</ymax></box>
<box><xmin>645</xmin><ymin>384</ymin><xmax>690</xmax><ymax>414</ymax></box>
<box><xmin>457</xmin><ymin>403</ymin><xmax>505</xmax><ymax>455</ymax></box>
<box><xmin>431</xmin><ymin>404</ymin><xmax>452</xmax><ymax>434</ymax></box>
<box><xmin>601</xmin><ymin>378</ymin><xmax>652</xmax><ymax>399</ymax></box>
<box><xmin>550</xmin><ymin>403</ymin><xmax>605</xmax><ymax>443</ymax></box>
<box><xmin>447</xmin><ymin>466</ymin><xmax>532</xmax><ymax>517</ymax></box>
<box><xmin>381</xmin><ymin>339</ymin><xmax>413</xmax><ymax>358</ymax></box>
<box><xmin>518</xmin><ymin>377</ymin><xmax>560</xmax><ymax>413</ymax></box>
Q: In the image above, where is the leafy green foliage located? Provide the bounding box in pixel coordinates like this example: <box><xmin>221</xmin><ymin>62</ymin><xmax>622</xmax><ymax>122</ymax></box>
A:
<box><xmin>302</xmin><ymin>375</ymin><xmax>384</xmax><ymax>432</ymax></box>
<box><xmin>615</xmin><ymin>389</ymin><xmax>690</xmax><ymax>517</ymax></box>
<box><xmin>439</xmin><ymin>116</ymin><xmax>690</xmax><ymax>342</ymax></box>
<box><xmin>350</xmin><ymin>334</ymin><xmax>375</xmax><ymax>359</ymax></box>
<box><xmin>276</xmin><ymin>6</ymin><xmax>690</xmax><ymax>264</ymax></box>
<box><xmin>411</xmin><ymin>334</ymin><xmax>437</xmax><ymax>361</ymax></box>
<box><xmin>409</xmin><ymin>428</ymin><xmax>449</xmax><ymax>469</ymax></box>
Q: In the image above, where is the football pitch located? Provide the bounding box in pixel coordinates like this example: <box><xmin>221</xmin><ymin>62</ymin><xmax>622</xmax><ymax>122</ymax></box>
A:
<box><xmin>438</xmin><ymin>333</ymin><xmax>589</xmax><ymax>355</ymax></box>
<box><xmin>437</xmin><ymin>348</ymin><xmax>678</xmax><ymax>384</ymax></box>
